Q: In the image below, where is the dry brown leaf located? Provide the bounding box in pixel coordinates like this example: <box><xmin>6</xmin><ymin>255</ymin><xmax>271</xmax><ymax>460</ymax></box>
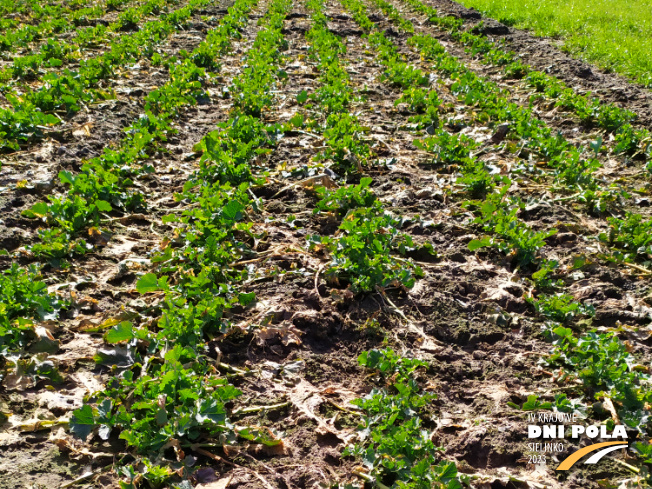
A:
<box><xmin>72</xmin><ymin>123</ymin><xmax>93</xmax><ymax>138</ymax></box>
<box><xmin>299</xmin><ymin>173</ymin><xmax>337</xmax><ymax>189</ymax></box>
<box><xmin>256</xmin><ymin>324</ymin><xmax>302</xmax><ymax>346</ymax></box>
<box><xmin>602</xmin><ymin>397</ymin><xmax>620</xmax><ymax>424</ymax></box>
<box><xmin>160</xmin><ymin>439</ymin><xmax>185</xmax><ymax>461</ymax></box>
<box><xmin>53</xmin><ymin>435</ymin><xmax>113</xmax><ymax>460</ymax></box>
<box><xmin>87</xmin><ymin>227</ymin><xmax>110</xmax><ymax>246</ymax></box>
<box><xmin>247</xmin><ymin>440</ymin><xmax>289</xmax><ymax>457</ymax></box>
<box><xmin>4</xmin><ymin>373</ymin><xmax>34</xmax><ymax>391</ymax></box>
<box><xmin>222</xmin><ymin>444</ymin><xmax>240</xmax><ymax>458</ymax></box>
<box><xmin>287</xmin><ymin>379</ymin><xmax>355</xmax><ymax>444</ymax></box>
<box><xmin>193</xmin><ymin>447</ymin><xmax>234</xmax><ymax>466</ymax></box>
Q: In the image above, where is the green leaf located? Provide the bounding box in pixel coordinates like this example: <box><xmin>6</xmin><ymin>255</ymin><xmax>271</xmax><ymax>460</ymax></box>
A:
<box><xmin>553</xmin><ymin>326</ymin><xmax>572</xmax><ymax>338</ymax></box>
<box><xmin>58</xmin><ymin>170</ymin><xmax>74</xmax><ymax>186</ymax></box>
<box><xmin>196</xmin><ymin>399</ymin><xmax>226</xmax><ymax>424</ymax></box>
<box><xmin>522</xmin><ymin>394</ymin><xmax>552</xmax><ymax>411</ymax></box>
<box><xmin>105</xmin><ymin>321</ymin><xmax>134</xmax><ymax>344</ymax></box>
<box><xmin>480</xmin><ymin>201</ymin><xmax>497</xmax><ymax>215</ymax></box>
<box><xmin>23</xmin><ymin>202</ymin><xmax>49</xmax><ymax>218</ymax></box>
<box><xmin>223</xmin><ymin>200</ymin><xmax>244</xmax><ymax>220</ymax></box>
<box><xmin>70</xmin><ymin>405</ymin><xmax>94</xmax><ymax>440</ymax></box>
<box><xmin>203</xmin><ymin>131</ymin><xmax>220</xmax><ymax>158</ymax></box>
<box><xmin>357</xmin><ymin>350</ymin><xmax>369</xmax><ymax>367</ymax></box>
<box><xmin>359</xmin><ymin>349</ymin><xmax>383</xmax><ymax>370</ymax></box>
<box><xmin>161</xmin><ymin>214</ymin><xmax>178</xmax><ymax>224</ymax></box>
<box><xmin>437</xmin><ymin>461</ymin><xmax>459</xmax><ymax>483</ymax></box>
<box><xmin>95</xmin><ymin>200</ymin><xmax>112</xmax><ymax>212</ymax></box>
<box><xmin>589</xmin><ymin>136</ymin><xmax>603</xmax><ymax>154</ymax></box>
<box><xmin>94</xmin><ymin>345</ymin><xmax>135</xmax><ymax>367</ymax></box>
<box><xmin>156</xmin><ymin>408</ymin><xmax>168</xmax><ymax>426</ymax></box>
<box><xmin>297</xmin><ymin>90</ymin><xmax>308</xmax><ymax>104</ymax></box>
<box><xmin>289</xmin><ymin>113</ymin><xmax>304</xmax><ymax>127</ymax></box>
<box><xmin>468</xmin><ymin>237</ymin><xmax>491</xmax><ymax>251</ymax></box>
<box><xmin>238</xmin><ymin>292</ymin><xmax>256</xmax><ymax>306</ymax></box>
<box><xmin>43</xmin><ymin>114</ymin><xmax>59</xmax><ymax>125</ymax></box>
<box><xmin>216</xmin><ymin>384</ymin><xmax>242</xmax><ymax>401</ymax></box>
<box><xmin>136</xmin><ymin>273</ymin><xmax>160</xmax><ymax>294</ymax></box>
<box><xmin>359</xmin><ymin>177</ymin><xmax>373</xmax><ymax>188</ymax></box>
<box><xmin>97</xmin><ymin>399</ymin><xmax>112</xmax><ymax>423</ymax></box>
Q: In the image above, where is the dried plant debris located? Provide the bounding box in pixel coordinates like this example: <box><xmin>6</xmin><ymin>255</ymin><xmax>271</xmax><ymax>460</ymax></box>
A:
<box><xmin>1</xmin><ymin>0</ymin><xmax>652</xmax><ymax>487</ymax></box>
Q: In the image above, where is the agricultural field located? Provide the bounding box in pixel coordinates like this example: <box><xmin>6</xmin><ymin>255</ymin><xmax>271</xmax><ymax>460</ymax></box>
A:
<box><xmin>0</xmin><ymin>0</ymin><xmax>651</xmax><ymax>488</ymax></box>
<box><xmin>453</xmin><ymin>0</ymin><xmax>652</xmax><ymax>87</ymax></box>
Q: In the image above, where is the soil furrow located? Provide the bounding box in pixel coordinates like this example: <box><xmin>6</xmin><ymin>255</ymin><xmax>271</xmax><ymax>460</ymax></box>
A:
<box><xmin>421</xmin><ymin>0</ymin><xmax>652</xmax><ymax>125</ymax></box>
<box><xmin>0</xmin><ymin>2</ymin><xmax>267</xmax><ymax>487</ymax></box>
<box><xmin>0</xmin><ymin>4</ymin><xmax>229</xmax><ymax>252</ymax></box>
<box><xmin>2</xmin><ymin>0</ymin><xmax>652</xmax><ymax>487</ymax></box>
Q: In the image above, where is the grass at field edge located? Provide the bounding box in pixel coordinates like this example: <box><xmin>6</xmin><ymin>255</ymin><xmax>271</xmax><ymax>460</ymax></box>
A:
<box><xmin>454</xmin><ymin>0</ymin><xmax>652</xmax><ymax>87</ymax></box>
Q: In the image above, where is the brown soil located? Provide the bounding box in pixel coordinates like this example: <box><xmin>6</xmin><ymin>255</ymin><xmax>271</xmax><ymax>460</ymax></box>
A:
<box><xmin>1</xmin><ymin>0</ymin><xmax>651</xmax><ymax>488</ymax></box>
<box><xmin>423</xmin><ymin>0</ymin><xmax>652</xmax><ymax>125</ymax></box>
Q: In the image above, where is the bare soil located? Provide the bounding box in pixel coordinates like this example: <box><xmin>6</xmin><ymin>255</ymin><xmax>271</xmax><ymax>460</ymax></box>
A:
<box><xmin>1</xmin><ymin>0</ymin><xmax>651</xmax><ymax>487</ymax></box>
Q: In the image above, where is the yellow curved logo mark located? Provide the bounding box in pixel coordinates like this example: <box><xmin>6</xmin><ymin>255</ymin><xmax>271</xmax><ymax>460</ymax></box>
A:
<box><xmin>556</xmin><ymin>441</ymin><xmax>628</xmax><ymax>470</ymax></box>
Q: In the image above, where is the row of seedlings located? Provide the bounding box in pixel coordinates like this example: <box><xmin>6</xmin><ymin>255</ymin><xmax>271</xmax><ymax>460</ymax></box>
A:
<box><xmin>65</xmin><ymin>0</ymin><xmax>297</xmax><ymax>486</ymax></box>
<box><xmin>0</xmin><ymin>0</ymin><xmax>104</xmax><ymax>48</ymax></box>
<box><xmin>0</xmin><ymin>0</ymin><xmax>259</xmax><ymax>413</ymax></box>
<box><xmin>300</xmin><ymin>2</ymin><xmax>462</xmax><ymax>487</ymax></box>
<box><xmin>20</xmin><ymin>0</ymin><xmax>256</xmax><ymax>263</ymax></box>
<box><xmin>365</xmin><ymin>0</ymin><xmax>651</xmax><ymax>225</ymax></box>
<box><xmin>0</xmin><ymin>0</ymin><xmax>113</xmax><ymax>33</ymax></box>
<box><xmin>366</xmin><ymin>0</ymin><xmax>652</xmax><ymax>275</ymax></box>
<box><xmin>395</xmin><ymin>0</ymin><xmax>652</xmax><ymax>163</ymax></box>
<box><xmin>0</xmin><ymin>0</ymin><xmax>178</xmax><ymax>85</ymax></box>
<box><xmin>363</xmin><ymin>0</ymin><xmax>652</xmax><ymax>288</ymax></box>
<box><xmin>0</xmin><ymin>0</ymin><xmax>214</xmax><ymax>152</ymax></box>
<box><xmin>343</xmin><ymin>0</ymin><xmax>652</xmax><ymax>482</ymax></box>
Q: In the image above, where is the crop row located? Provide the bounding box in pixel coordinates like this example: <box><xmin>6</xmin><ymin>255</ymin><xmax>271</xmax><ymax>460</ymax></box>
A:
<box><xmin>0</xmin><ymin>0</ymin><xmax>212</xmax><ymax>152</ymax></box>
<box><xmin>64</xmin><ymin>0</ymin><xmax>301</xmax><ymax>486</ymax></box>
<box><xmin>0</xmin><ymin>0</ymin><xmax>179</xmax><ymax>86</ymax></box>
<box><xmin>259</xmin><ymin>0</ymin><xmax>652</xmax><ymax>480</ymax></box>
<box><xmin>396</xmin><ymin>0</ymin><xmax>652</xmax><ymax>163</ymax></box>
<box><xmin>0</xmin><ymin>263</ymin><xmax>69</xmax><ymax>389</ymax></box>
<box><xmin>337</xmin><ymin>0</ymin><xmax>652</xmax><ymax>481</ymax></box>
<box><xmin>19</xmin><ymin>0</ymin><xmax>242</xmax><ymax>263</ymax></box>
<box><xmin>367</xmin><ymin>0</ymin><xmax>652</xmax><ymax>172</ymax></box>
<box><xmin>346</xmin><ymin>348</ymin><xmax>463</xmax><ymax>489</ymax></box>
<box><xmin>364</xmin><ymin>0</ymin><xmax>652</xmax><ymax>275</ymax></box>
<box><xmin>0</xmin><ymin>0</ymin><xmax>254</xmax><ymax>435</ymax></box>
<box><xmin>381</xmin><ymin>0</ymin><xmax>650</xmax><ymax>414</ymax></box>
<box><xmin>386</xmin><ymin>1</ymin><xmax>652</xmax><ymax>452</ymax></box>
<box><xmin>63</xmin><ymin>0</ymin><xmax>454</xmax><ymax>483</ymax></box>
<box><xmin>320</xmin><ymin>0</ymin><xmax>649</xmax><ymax>478</ymax></box>
<box><xmin>397</xmin><ymin>0</ymin><xmax>652</xmax><ymax>274</ymax></box>
<box><xmin>3</xmin><ymin>0</ymin><xmax>651</xmax><ymax>485</ymax></box>
<box><xmin>280</xmin><ymin>1</ymin><xmax>463</xmax><ymax>485</ymax></box>
<box><xmin>0</xmin><ymin>0</ymin><xmax>140</xmax><ymax>52</ymax></box>
<box><xmin>0</xmin><ymin>0</ymin><xmax>103</xmax><ymax>50</ymax></box>
<box><xmin>299</xmin><ymin>0</ymin><xmax>424</xmax><ymax>295</ymax></box>
<box><xmin>0</xmin><ymin>0</ymin><xmax>113</xmax><ymax>29</ymax></box>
